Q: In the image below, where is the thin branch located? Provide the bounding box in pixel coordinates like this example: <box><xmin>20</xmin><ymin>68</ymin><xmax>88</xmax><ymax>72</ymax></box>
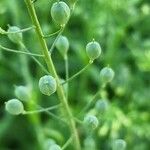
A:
<box><xmin>0</xmin><ymin>44</ymin><xmax>44</xmax><ymax>57</ymax></box>
<box><xmin>62</xmin><ymin>61</ymin><xmax>93</xmax><ymax>85</ymax></box>
<box><xmin>49</xmin><ymin>27</ymin><xmax>64</xmax><ymax>53</ymax></box>
<box><xmin>2</xmin><ymin>26</ymin><xmax>35</xmax><ymax>35</ymax></box>
<box><xmin>43</xmin><ymin>27</ymin><xmax>63</xmax><ymax>38</ymax></box>
<box><xmin>62</xmin><ymin>136</ymin><xmax>73</xmax><ymax>150</ymax></box>
<box><xmin>22</xmin><ymin>104</ymin><xmax>61</xmax><ymax>115</ymax></box>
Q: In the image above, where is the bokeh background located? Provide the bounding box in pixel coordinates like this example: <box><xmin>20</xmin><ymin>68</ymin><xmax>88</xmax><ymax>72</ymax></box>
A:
<box><xmin>0</xmin><ymin>0</ymin><xmax>150</xmax><ymax>150</ymax></box>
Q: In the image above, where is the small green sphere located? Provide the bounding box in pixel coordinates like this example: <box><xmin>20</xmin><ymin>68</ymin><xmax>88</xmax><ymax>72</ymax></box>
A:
<box><xmin>5</xmin><ymin>99</ymin><xmax>24</xmax><ymax>115</ymax></box>
<box><xmin>86</xmin><ymin>40</ymin><xmax>101</xmax><ymax>61</ymax></box>
<box><xmin>39</xmin><ymin>75</ymin><xmax>57</xmax><ymax>96</ymax></box>
<box><xmin>113</xmin><ymin>139</ymin><xmax>126</xmax><ymax>150</ymax></box>
<box><xmin>49</xmin><ymin>144</ymin><xmax>62</xmax><ymax>150</ymax></box>
<box><xmin>95</xmin><ymin>99</ymin><xmax>109</xmax><ymax>113</ymax></box>
<box><xmin>100</xmin><ymin>67</ymin><xmax>115</xmax><ymax>83</ymax></box>
<box><xmin>51</xmin><ymin>2</ymin><xmax>70</xmax><ymax>26</ymax></box>
<box><xmin>56</xmin><ymin>35</ymin><xmax>69</xmax><ymax>58</ymax></box>
<box><xmin>7</xmin><ymin>26</ymin><xmax>22</xmax><ymax>44</ymax></box>
<box><xmin>84</xmin><ymin>115</ymin><xmax>99</xmax><ymax>129</ymax></box>
<box><xmin>15</xmin><ymin>85</ymin><xmax>30</xmax><ymax>102</ymax></box>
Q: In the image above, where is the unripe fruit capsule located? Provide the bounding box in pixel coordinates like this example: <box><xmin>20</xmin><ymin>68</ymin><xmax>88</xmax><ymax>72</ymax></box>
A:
<box><xmin>5</xmin><ymin>99</ymin><xmax>24</xmax><ymax>115</ymax></box>
<box><xmin>51</xmin><ymin>1</ymin><xmax>70</xmax><ymax>26</ymax></box>
<box><xmin>100</xmin><ymin>67</ymin><xmax>115</xmax><ymax>83</ymax></box>
<box><xmin>15</xmin><ymin>85</ymin><xmax>30</xmax><ymax>102</ymax></box>
<box><xmin>39</xmin><ymin>75</ymin><xmax>57</xmax><ymax>96</ymax></box>
<box><xmin>86</xmin><ymin>40</ymin><xmax>101</xmax><ymax>61</ymax></box>
<box><xmin>95</xmin><ymin>99</ymin><xmax>109</xmax><ymax>113</ymax></box>
<box><xmin>7</xmin><ymin>26</ymin><xmax>22</xmax><ymax>44</ymax></box>
<box><xmin>83</xmin><ymin>115</ymin><xmax>99</xmax><ymax>129</ymax></box>
<box><xmin>56</xmin><ymin>35</ymin><xmax>69</xmax><ymax>58</ymax></box>
<box><xmin>113</xmin><ymin>139</ymin><xmax>126</xmax><ymax>150</ymax></box>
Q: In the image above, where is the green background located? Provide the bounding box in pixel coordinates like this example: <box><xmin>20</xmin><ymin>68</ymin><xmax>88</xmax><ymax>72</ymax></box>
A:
<box><xmin>0</xmin><ymin>0</ymin><xmax>150</xmax><ymax>150</ymax></box>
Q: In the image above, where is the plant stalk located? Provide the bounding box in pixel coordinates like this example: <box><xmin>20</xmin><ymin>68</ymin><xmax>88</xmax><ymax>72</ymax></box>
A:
<box><xmin>24</xmin><ymin>0</ymin><xmax>81</xmax><ymax>149</ymax></box>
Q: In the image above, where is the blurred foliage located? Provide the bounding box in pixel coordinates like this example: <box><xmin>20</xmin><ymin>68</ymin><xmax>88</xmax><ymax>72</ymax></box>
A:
<box><xmin>0</xmin><ymin>0</ymin><xmax>150</xmax><ymax>150</ymax></box>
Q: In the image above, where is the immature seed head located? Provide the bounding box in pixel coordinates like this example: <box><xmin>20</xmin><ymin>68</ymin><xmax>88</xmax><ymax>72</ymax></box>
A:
<box><xmin>39</xmin><ymin>75</ymin><xmax>57</xmax><ymax>96</ymax></box>
<box><xmin>49</xmin><ymin>144</ymin><xmax>62</xmax><ymax>150</ymax></box>
<box><xmin>100</xmin><ymin>67</ymin><xmax>115</xmax><ymax>83</ymax></box>
<box><xmin>7</xmin><ymin>26</ymin><xmax>22</xmax><ymax>44</ymax></box>
<box><xmin>5</xmin><ymin>99</ymin><xmax>24</xmax><ymax>115</ymax></box>
<box><xmin>51</xmin><ymin>1</ymin><xmax>70</xmax><ymax>26</ymax></box>
<box><xmin>84</xmin><ymin>114</ymin><xmax>99</xmax><ymax>129</ymax></box>
<box><xmin>112</xmin><ymin>139</ymin><xmax>126</xmax><ymax>150</ymax></box>
<box><xmin>56</xmin><ymin>35</ymin><xmax>69</xmax><ymax>58</ymax></box>
<box><xmin>86</xmin><ymin>40</ymin><xmax>101</xmax><ymax>61</ymax></box>
<box><xmin>95</xmin><ymin>99</ymin><xmax>109</xmax><ymax>113</ymax></box>
<box><xmin>15</xmin><ymin>85</ymin><xmax>30</xmax><ymax>102</ymax></box>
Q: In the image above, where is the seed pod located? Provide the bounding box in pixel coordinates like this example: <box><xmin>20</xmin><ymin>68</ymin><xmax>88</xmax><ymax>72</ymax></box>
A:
<box><xmin>5</xmin><ymin>99</ymin><xmax>24</xmax><ymax>115</ymax></box>
<box><xmin>56</xmin><ymin>35</ymin><xmax>69</xmax><ymax>58</ymax></box>
<box><xmin>83</xmin><ymin>115</ymin><xmax>99</xmax><ymax>129</ymax></box>
<box><xmin>7</xmin><ymin>26</ymin><xmax>22</xmax><ymax>44</ymax></box>
<box><xmin>15</xmin><ymin>85</ymin><xmax>30</xmax><ymax>102</ymax></box>
<box><xmin>112</xmin><ymin>139</ymin><xmax>126</xmax><ymax>150</ymax></box>
<box><xmin>84</xmin><ymin>136</ymin><xmax>96</xmax><ymax>150</ymax></box>
<box><xmin>39</xmin><ymin>75</ymin><xmax>57</xmax><ymax>96</ymax></box>
<box><xmin>49</xmin><ymin>144</ymin><xmax>62</xmax><ymax>150</ymax></box>
<box><xmin>86</xmin><ymin>40</ymin><xmax>101</xmax><ymax>61</ymax></box>
<box><xmin>100</xmin><ymin>67</ymin><xmax>115</xmax><ymax>83</ymax></box>
<box><xmin>95</xmin><ymin>99</ymin><xmax>109</xmax><ymax>113</ymax></box>
<box><xmin>51</xmin><ymin>1</ymin><xmax>70</xmax><ymax>26</ymax></box>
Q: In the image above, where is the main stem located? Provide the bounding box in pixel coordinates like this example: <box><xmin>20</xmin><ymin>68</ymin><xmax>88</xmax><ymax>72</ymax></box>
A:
<box><xmin>24</xmin><ymin>0</ymin><xmax>81</xmax><ymax>150</ymax></box>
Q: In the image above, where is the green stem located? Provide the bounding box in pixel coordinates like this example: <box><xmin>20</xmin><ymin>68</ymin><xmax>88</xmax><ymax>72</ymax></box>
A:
<box><xmin>49</xmin><ymin>27</ymin><xmax>64</xmax><ymax>53</ymax></box>
<box><xmin>62</xmin><ymin>136</ymin><xmax>73</xmax><ymax>150</ymax></box>
<box><xmin>79</xmin><ymin>83</ymin><xmax>106</xmax><ymax>115</ymax></box>
<box><xmin>62</xmin><ymin>61</ymin><xmax>93</xmax><ymax>85</ymax></box>
<box><xmin>19</xmin><ymin>42</ymin><xmax>49</xmax><ymax>74</ymax></box>
<box><xmin>65</xmin><ymin>55</ymin><xmax>69</xmax><ymax>99</ymax></box>
<box><xmin>43</xmin><ymin>27</ymin><xmax>62</xmax><ymax>38</ymax></box>
<box><xmin>6</xmin><ymin>26</ymin><xmax>35</xmax><ymax>34</ymax></box>
<box><xmin>24</xmin><ymin>0</ymin><xmax>81</xmax><ymax>149</ymax></box>
<box><xmin>23</xmin><ymin>104</ymin><xmax>61</xmax><ymax>115</ymax></box>
<box><xmin>0</xmin><ymin>44</ymin><xmax>43</xmax><ymax>57</ymax></box>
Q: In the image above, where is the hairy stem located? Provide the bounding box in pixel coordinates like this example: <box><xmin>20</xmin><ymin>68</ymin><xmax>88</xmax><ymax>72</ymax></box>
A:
<box><xmin>24</xmin><ymin>0</ymin><xmax>81</xmax><ymax>149</ymax></box>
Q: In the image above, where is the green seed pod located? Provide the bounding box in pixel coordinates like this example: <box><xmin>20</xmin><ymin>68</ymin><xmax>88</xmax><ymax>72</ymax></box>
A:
<box><xmin>51</xmin><ymin>1</ymin><xmax>70</xmax><ymax>26</ymax></box>
<box><xmin>84</xmin><ymin>136</ymin><xmax>96</xmax><ymax>150</ymax></box>
<box><xmin>95</xmin><ymin>99</ymin><xmax>109</xmax><ymax>113</ymax></box>
<box><xmin>100</xmin><ymin>67</ymin><xmax>115</xmax><ymax>83</ymax></box>
<box><xmin>39</xmin><ymin>75</ymin><xmax>57</xmax><ymax>96</ymax></box>
<box><xmin>86</xmin><ymin>40</ymin><xmax>101</xmax><ymax>61</ymax></box>
<box><xmin>7</xmin><ymin>26</ymin><xmax>22</xmax><ymax>44</ymax></box>
<box><xmin>83</xmin><ymin>115</ymin><xmax>99</xmax><ymax>129</ymax></box>
<box><xmin>56</xmin><ymin>35</ymin><xmax>69</xmax><ymax>58</ymax></box>
<box><xmin>14</xmin><ymin>85</ymin><xmax>30</xmax><ymax>102</ymax></box>
<box><xmin>5</xmin><ymin>99</ymin><xmax>24</xmax><ymax>115</ymax></box>
<box><xmin>49</xmin><ymin>144</ymin><xmax>62</xmax><ymax>150</ymax></box>
<box><xmin>112</xmin><ymin>139</ymin><xmax>126</xmax><ymax>150</ymax></box>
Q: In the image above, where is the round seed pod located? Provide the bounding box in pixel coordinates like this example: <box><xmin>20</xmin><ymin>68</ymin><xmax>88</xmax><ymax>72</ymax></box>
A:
<box><xmin>86</xmin><ymin>40</ymin><xmax>101</xmax><ymax>61</ymax></box>
<box><xmin>100</xmin><ymin>67</ymin><xmax>115</xmax><ymax>83</ymax></box>
<box><xmin>112</xmin><ymin>139</ymin><xmax>126</xmax><ymax>150</ymax></box>
<box><xmin>51</xmin><ymin>1</ymin><xmax>70</xmax><ymax>26</ymax></box>
<box><xmin>83</xmin><ymin>115</ymin><xmax>99</xmax><ymax>129</ymax></box>
<box><xmin>14</xmin><ymin>85</ymin><xmax>30</xmax><ymax>102</ymax></box>
<box><xmin>39</xmin><ymin>75</ymin><xmax>57</xmax><ymax>96</ymax></box>
<box><xmin>95</xmin><ymin>99</ymin><xmax>109</xmax><ymax>113</ymax></box>
<box><xmin>56</xmin><ymin>35</ymin><xmax>69</xmax><ymax>58</ymax></box>
<box><xmin>5</xmin><ymin>99</ymin><xmax>24</xmax><ymax>115</ymax></box>
<box><xmin>49</xmin><ymin>144</ymin><xmax>62</xmax><ymax>150</ymax></box>
<box><xmin>7</xmin><ymin>26</ymin><xmax>22</xmax><ymax>44</ymax></box>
